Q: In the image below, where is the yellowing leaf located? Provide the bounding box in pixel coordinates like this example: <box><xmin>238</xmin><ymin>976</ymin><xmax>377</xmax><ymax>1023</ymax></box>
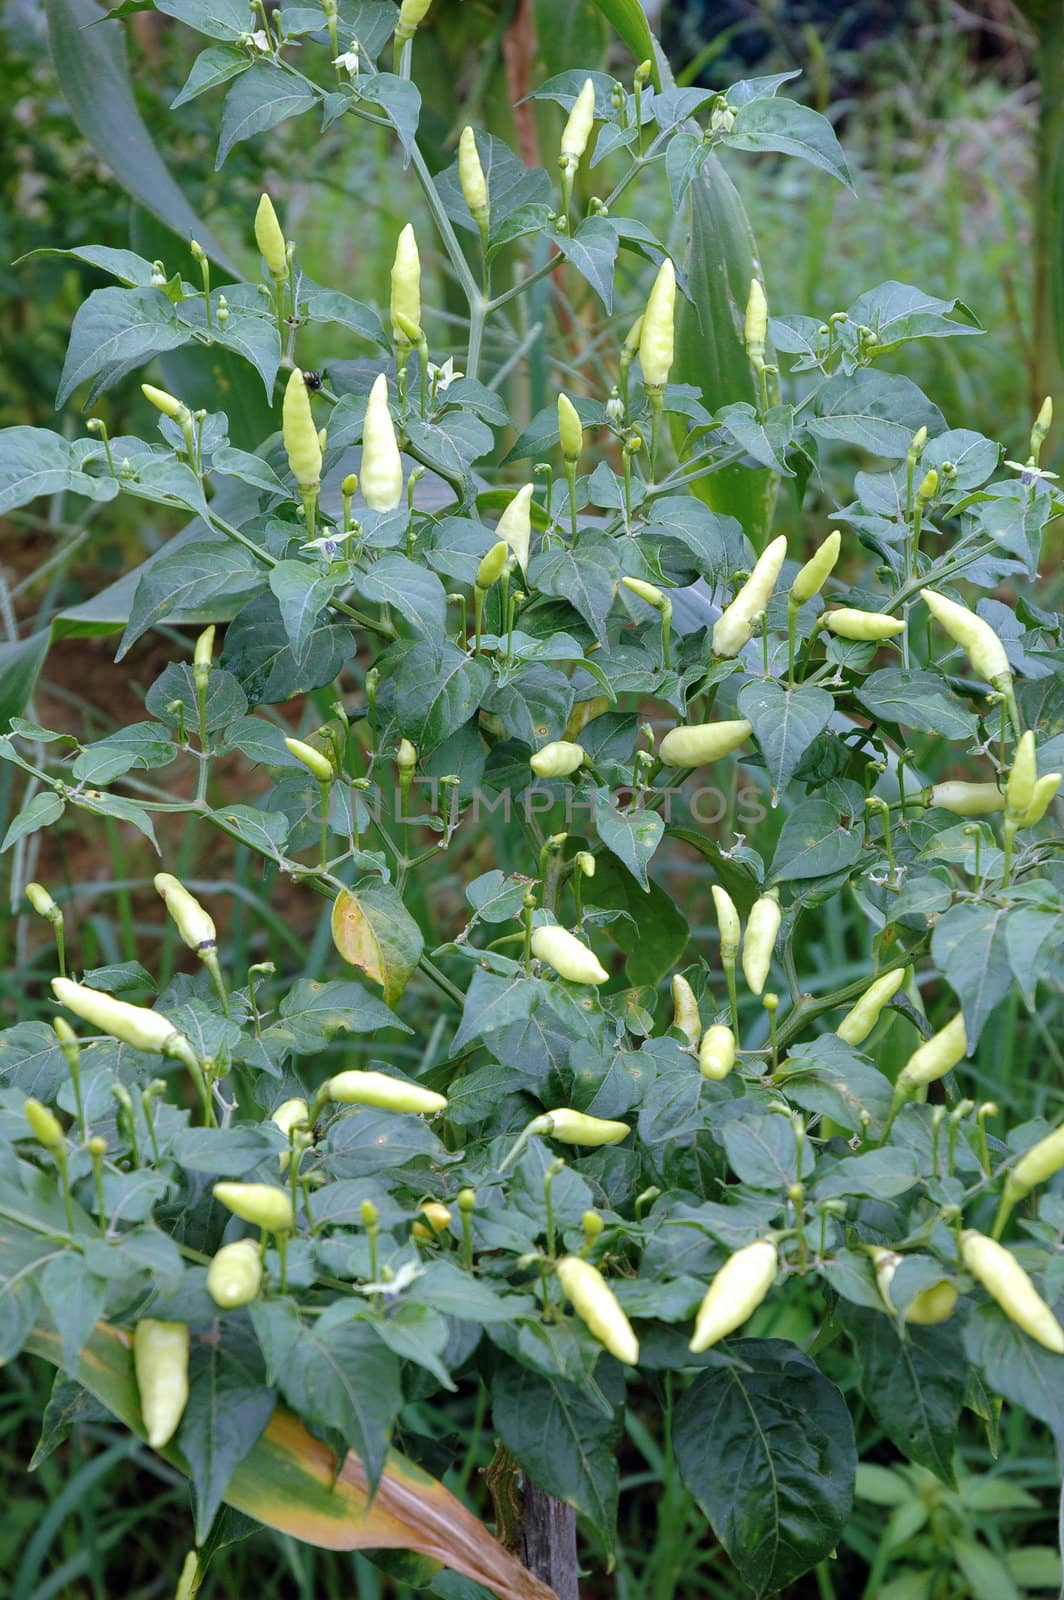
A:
<box><xmin>331</xmin><ymin>885</ymin><xmax>423</xmax><ymax>1006</ymax></box>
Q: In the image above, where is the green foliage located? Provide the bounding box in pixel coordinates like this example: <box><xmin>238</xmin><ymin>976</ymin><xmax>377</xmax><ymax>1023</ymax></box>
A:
<box><xmin>0</xmin><ymin>2</ymin><xmax>1063</xmax><ymax>1598</ymax></box>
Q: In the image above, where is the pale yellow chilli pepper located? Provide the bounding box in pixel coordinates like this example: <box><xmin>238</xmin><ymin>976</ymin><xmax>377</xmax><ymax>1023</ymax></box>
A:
<box><xmin>556</xmin><ymin>1255</ymin><xmax>639</xmax><ymax>1365</ymax></box>
<box><xmin>361</xmin><ymin>372</ymin><xmax>403</xmax><ymax>511</ymax></box>
<box><xmin>741</xmin><ymin>890</ymin><xmax>781</xmax><ymax>996</ymax></box>
<box><xmin>390</xmin><ymin>223</ymin><xmax>421</xmax><ymax>345</ymax></box>
<box><xmin>530</xmin><ymin>740</ymin><xmax>585</xmax><ymax>778</ymax></box>
<box><xmin>213</xmin><ymin>1181</ymin><xmax>293</xmax><ymax>1232</ymax></box>
<box><xmin>531</xmin><ymin>925</ymin><xmax>609</xmax><ymax>985</ymax></box>
<box><xmin>1005</xmin><ymin>1122</ymin><xmax>1064</xmax><ymax>1205</ymax></box>
<box><xmin>25</xmin><ymin>882</ymin><xmax>60</xmax><ymax>921</ymax></box>
<box><xmin>254</xmin><ymin>193</ymin><xmax>287</xmax><ymax>278</ymax></box>
<box><xmin>670</xmin><ymin>974</ymin><xmax>701</xmax><ymax>1047</ymax></box>
<box><xmin>836</xmin><ymin>968</ymin><xmax>906</xmax><ymax>1046</ymax></box>
<box><xmin>496</xmin><ymin>482</ymin><xmax>534</xmax><ymax>572</ymax></box>
<box><xmin>744</xmin><ymin>277</ymin><xmax>768</xmax><ymax>366</ymax></box>
<box><xmin>698</xmin><ymin>1023</ymin><xmax>736</xmax><ymax>1081</ymax></box>
<box><xmin>558</xmin><ymin>393</ymin><xmax>583</xmax><ymax>462</ymax></box>
<box><xmin>272</xmin><ymin>1097</ymin><xmax>309</xmax><ymax>1173</ymax></box>
<box><xmin>712</xmin><ymin>535</ymin><xmax>788</xmax><ymax>657</ymax></box>
<box><xmin>476</xmin><ymin>540</ymin><xmax>510</xmax><ymax>590</ymax></box>
<box><xmin>1005</xmin><ymin>730</ymin><xmax>1037</xmax><ymax>821</ymax></box>
<box><xmin>153</xmin><ymin>873</ymin><xmax>216</xmax><ymax>954</ymax></box>
<box><xmin>622</xmin><ymin>576</ymin><xmax>668</xmax><ymax>610</ymax></box>
<box><xmin>133</xmin><ymin>1320</ymin><xmax>190</xmax><ymax>1448</ymax></box>
<box><xmin>458</xmin><ymin>126</ymin><xmax>488</xmax><ymax>218</ymax></box>
<box><xmin>207</xmin><ymin>1239</ymin><xmax>263</xmax><ymax>1309</ymax></box>
<box><xmin>921</xmin><ymin>588</ymin><xmax>1012</xmax><ymax>690</ymax></box>
<box><xmin>823</xmin><ymin>608</ymin><xmax>905</xmax><ymax>642</ymax></box>
<box><xmin>141</xmin><ymin>383</ymin><xmax>188</xmax><ymax>421</ymax></box>
<box><xmin>658</xmin><ymin>719</ymin><xmax>752</xmax><ymax>770</ymax></box>
<box><xmin>928</xmin><ymin>781</ymin><xmax>1004</xmax><ymax>817</ymax></box>
<box><xmin>396</xmin><ymin>0</ymin><xmax>431</xmax><ymax>33</ymax></box>
<box><xmin>689</xmin><ymin>1238</ymin><xmax>778</xmax><ymax>1352</ymax></box>
<box><xmin>871</xmin><ymin>1249</ymin><xmax>957</xmax><ymax>1326</ymax></box>
<box><xmin>790</xmin><ymin>530</ymin><xmax>841</xmax><ymax>605</ymax></box>
<box><xmin>282</xmin><ymin>369</ymin><xmax>322</xmax><ymax>492</ymax></box>
<box><xmin>712</xmin><ymin>885</ymin><xmax>741</xmax><ymax>961</ymax></box>
<box><xmin>961</xmin><ymin>1230</ymin><xmax>1064</xmax><ymax>1354</ymax></box>
<box><xmin>560</xmin><ymin>77</ymin><xmax>596</xmax><ymax>164</ymax></box>
<box><xmin>1020</xmin><ymin>772</ymin><xmax>1062</xmax><ymax>827</ymax></box>
<box><xmin>528</xmin><ymin>1109</ymin><xmax>630</xmax><ymax>1147</ymax></box>
<box><xmin>52</xmin><ymin>977</ymin><xmax>188</xmax><ymax>1058</ymax></box>
<box><xmin>284</xmin><ymin>736</ymin><xmax>333</xmax><ymax>782</ymax></box>
<box><xmin>325</xmin><ymin>1070</ymin><xmax>447</xmax><ymax>1115</ymax></box>
<box><xmin>639</xmin><ymin>258</ymin><xmax>676</xmax><ymax>389</ymax></box>
<box><xmin>896</xmin><ymin>1012</ymin><xmax>968</xmax><ymax>1092</ymax></box>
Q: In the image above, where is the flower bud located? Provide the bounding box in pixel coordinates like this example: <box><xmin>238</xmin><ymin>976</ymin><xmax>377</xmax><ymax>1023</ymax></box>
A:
<box><xmin>396</xmin><ymin>738</ymin><xmax>417</xmax><ymax>773</ymax></box>
<box><xmin>25</xmin><ymin>882</ymin><xmax>61</xmax><ymax>923</ymax></box>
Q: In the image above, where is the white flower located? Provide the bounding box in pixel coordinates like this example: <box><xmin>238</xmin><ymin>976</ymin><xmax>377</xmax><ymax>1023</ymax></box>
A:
<box><xmin>429</xmin><ymin>357</ymin><xmax>463</xmax><ymax>393</ymax></box>
<box><xmin>1004</xmin><ymin>459</ymin><xmax>1059</xmax><ymax>486</ymax></box>
<box><xmin>249</xmin><ymin>29</ymin><xmax>270</xmax><ymax>51</ymax></box>
<box><xmin>333</xmin><ymin>45</ymin><xmax>359</xmax><ymax>73</ymax></box>
<box><xmin>355</xmin><ymin>1261</ymin><xmax>424</xmax><ymax>1297</ymax></box>
<box><xmin>301</xmin><ymin>530</ymin><xmax>355</xmax><ymax>557</ymax></box>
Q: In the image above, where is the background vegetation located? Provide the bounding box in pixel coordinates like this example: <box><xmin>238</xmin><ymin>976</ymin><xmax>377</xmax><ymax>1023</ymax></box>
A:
<box><xmin>0</xmin><ymin>1</ymin><xmax>1060</xmax><ymax>1596</ymax></box>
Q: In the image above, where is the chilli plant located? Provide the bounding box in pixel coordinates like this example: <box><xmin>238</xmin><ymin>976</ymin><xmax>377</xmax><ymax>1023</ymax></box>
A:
<box><xmin>1</xmin><ymin>2</ymin><xmax>1063</xmax><ymax>1598</ymax></box>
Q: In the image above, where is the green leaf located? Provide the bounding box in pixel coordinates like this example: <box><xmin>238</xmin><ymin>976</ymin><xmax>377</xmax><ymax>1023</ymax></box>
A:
<box><xmin>807</xmin><ymin>371</ymin><xmax>945</xmax><ymax>459</ymax></box>
<box><xmin>770</xmin><ymin>796</ymin><xmax>864</xmax><ymax>882</ymax></box>
<box><xmin>813</xmin><ymin>1147</ymin><xmax>920</xmax><ymax>1200</ymax></box>
<box><xmin>396</xmin><ymin>643</ymin><xmax>491</xmax><ymax>753</ymax></box>
<box><xmin>856</xmin><ymin>668</ymin><xmax>979</xmax><ymax>741</ymax></box>
<box><xmin>221</xmin><ymin>593</ymin><xmax>351</xmax><ymax>703</ymax></box>
<box><xmin>552</xmin><ymin>217</ymin><xmax>620</xmax><ymax>311</ymax></box>
<box><xmin>274</xmin><ymin>978</ymin><xmax>408</xmax><ymax>1053</ymax></box>
<box><xmin>331</xmin><ymin>885</ymin><xmax>425</xmax><ymax>1007</ymax></box>
<box><xmin>530</xmin><ymin>540</ymin><xmax>617</xmax><ymax>645</ymax></box>
<box><xmin>592</xmin><ymin>789</ymin><xmax>663</xmax><ymax>891</ymax></box>
<box><xmin>72</xmin><ymin>722</ymin><xmax>177</xmax><ymax>784</ymax></box>
<box><xmin>171</xmin><ymin>43</ymin><xmax>250</xmax><ymax>107</ymax></box>
<box><xmin>931</xmin><ymin>902</ymin><xmax>1011</xmax><ymax>1047</ymax></box>
<box><xmin>147</xmin><ymin>661</ymin><xmax>248</xmax><ymax>733</ymax></box>
<box><xmin>1</xmin><ymin>791</ymin><xmax>65</xmax><ymax>852</ymax></box>
<box><xmin>268</xmin><ymin>561</ymin><xmax>341</xmax><ymax>656</ymax></box>
<box><xmin>156</xmin><ymin>0</ymin><xmax>254</xmax><ymax>40</ymax></box>
<box><xmin>0</xmin><ymin>430</ymin><xmax>119</xmax><ymax>516</ymax></box>
<box><xmin>354</xmin><ymin>556</ymin><xmax>447</xmax><ymax>638</ymax></box>
<box><xmin>39</xmin><ymin>1256</ymin><xmax>108</xmax><ymax>1374</ymax></box>
<box><xmin>273</xmin><ymin>1304</ymin><xmax>401</xmax><ymax>1488</ymax></box>
<box><xmin>962</xmin><ymin>1303</ymin><xmax>1064</xmax><ymax>1438</ymax></box>
<box><xmin>673</xmin><ymin>1339</ymin><xmax>856</xmax><ymax>1599</ymax></box>
<box><xmin>725</xmin><ymin>97</ymin><xmax>853</xmax><ymax>188</ymax></box>
<box><xmin>352</xmin><ymin>74</ymin><xmax>421</xmax><ymax>166</ymax></box>
<box><xmin>1005</xmin><ymin>908</ymin><xmax>1064</xmax><ymax>1009</ymax></box>
<box><xmin>217</xmin><ymin>64</ymin><xmax>320</xmax><ymax>168</ymax></box>
<box><xmin>0</xmin><ymin>629</ymin><xmax>53</xmax><ymax>732</ymax></box>
<box><xmin>180</xmin><ymin>1328</ymin><xmax>276</xmax><ymax>1541</ymax></box>
<box><xmin>491</xmin><ymin>1357</ymin><xmax>623</xmax><ymax>1553</ymax></box>
<box><xmin>299</xmin><ymin>281</ymin><xmax>387</xmax><ymax>346</ymax></box>
<box><xmin>582</xmin><ymin>857</ymin><xmax>688</xmax><ymax>986</ymax></box>
<box><xmin>57</xmin><ymin>287</ymin><xmax>190</xmax><ymax>408</ymax></box>
<box><xmin>44</xmin><ymin>0</ymin><xmax>236</xmax><ymax>270</ymax></box>
<box><xmin>844</xmin><ymin>1306</ymin><xmax>963</xmax><ymax>1481</ymax></box>
<box><xmin>738</xmin><ymin>681</ymin><xmax>834</xmax><ymax>801</ymax></box>
<box><xmin>119</xmin><ymin>541</ymin><xmax>266</xmax><ymax>658</ymax></box>
<box><xmin>845</xmin><ymin>281</ymin><xmax>983</xmax><ymax>351</ymax></box>
<box><xmin>0</xmin><ymin>1025</ymin><xmax>69</xmax><ymax>1100</ymax></box>
<box><xmin>211</xmin><ymin>804</ymin><xmax>290</xmax><ymax>860</ymax></box>
<box><xmin>585</xmin><ymin>0</ymin><xmax>661</xmax><ymax>83</ymax></box>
